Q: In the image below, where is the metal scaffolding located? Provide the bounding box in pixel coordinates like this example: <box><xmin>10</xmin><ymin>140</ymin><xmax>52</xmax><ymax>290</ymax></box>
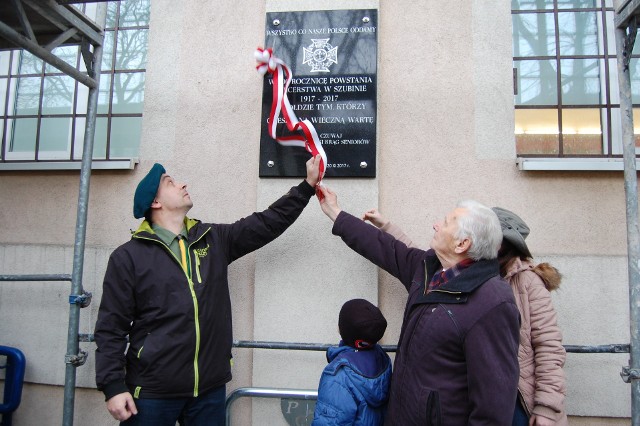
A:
<box><xmin>0</xmin><ymin>1</ymin><xmax>107</xmax><ymax>425</ymax></box>
<box><xmin>615</xmin><ymin>1</ymin><xmax>640</xmax><ymax>425</ymax></box>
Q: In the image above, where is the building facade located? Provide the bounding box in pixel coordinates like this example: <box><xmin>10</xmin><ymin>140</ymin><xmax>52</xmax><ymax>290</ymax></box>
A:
<box><xmin>0</xmin><ymin>0</ymin><xmax>634</xmax><ymax>424</ymax></box>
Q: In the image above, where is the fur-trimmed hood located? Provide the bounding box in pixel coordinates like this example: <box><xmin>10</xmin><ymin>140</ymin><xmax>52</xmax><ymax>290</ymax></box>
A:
<box><xmin>505</xmin><ymin>258</ymin><xmax>562</xmax><ymax>292</ymax></box>
<box><xmin>532</xmin><ymin>262</ymin><xmax>562</xmax><ymax>291</ymax></box>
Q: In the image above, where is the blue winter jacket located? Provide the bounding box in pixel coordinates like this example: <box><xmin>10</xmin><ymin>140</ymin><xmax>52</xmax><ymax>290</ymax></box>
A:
<box><xmin>312</xmin><ymin>343</ymin><xmax>392</xmax><ymax>426</ymax></box>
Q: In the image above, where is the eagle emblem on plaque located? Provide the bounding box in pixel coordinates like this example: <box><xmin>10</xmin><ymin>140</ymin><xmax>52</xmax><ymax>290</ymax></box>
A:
<box><xmin>302</xmin><ymin>39</ymin><xmax>338</xmax><ymax>72</ymax></box>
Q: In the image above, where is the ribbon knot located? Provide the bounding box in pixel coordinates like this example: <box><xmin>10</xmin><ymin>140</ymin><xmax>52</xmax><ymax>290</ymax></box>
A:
<box><xmin>254</xmin><ymin>47</ymin><xmax>278</xmax><ymax>75</ymax></box>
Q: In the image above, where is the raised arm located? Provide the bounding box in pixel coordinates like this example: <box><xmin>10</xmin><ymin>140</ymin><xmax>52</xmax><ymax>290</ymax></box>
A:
<box><xmin>363</xmin><ymin>208</ymin><xmax>416</xmax><ymax>247</ymax></box>
<box><xmin>317</xmin><ymin>185</ymin><xmax>427</xmax><ymax>289</ymax></box>
<box><xmin>221</xmin><ymin>155</ymin><xmax>320</xmax><ymax>262</ymax></box>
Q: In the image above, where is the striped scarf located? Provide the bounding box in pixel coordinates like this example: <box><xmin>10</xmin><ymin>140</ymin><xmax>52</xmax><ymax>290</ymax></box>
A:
<box><xmin>427</xmin><ymin>258</ymin><xmax>476</xmax><ymax>293</ymax></box>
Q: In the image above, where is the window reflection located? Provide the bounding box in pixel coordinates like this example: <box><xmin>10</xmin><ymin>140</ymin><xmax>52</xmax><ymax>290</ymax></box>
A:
<box><xmin>106</xmin><ymin>2</ymin><xmax>118</xmax><ymax>28</ymax></box>
<box><xmin>13</xmin><ymin>77</ymin><xmax>41</xmax><ymax>115</ymax></box>
<box><xmin>0</xmin><ymin>78</ymin><xmax>6</xmax><ymax>115</ymax></box>
<box><xmin>118</xmin><ymin>0</ymin><xmax>151</xmax><ymax>27</ymax></box>
<box><xmin>560</xmin><ymin>58</ymin><xmax>601</xmax><ymax>104</ymax></box>
<box><xmin>7</xmin><ymin>118</ymin><xmax>37</xmax><ymax>156</ymax></box>
<box><xmin>116</xmin><ymin>29</ymin><xmax>148</xmax><ymax>70</ymax></box>
<box><xmin>558</xmin><ymin>12</ymin><xmax>599</xmax><ymax>56</ymax></box>
<box><xmin>515</xmin><ymin>60</ymin><xmax>558</xmax><ymax>105</ymax></box>
<box><xmin>512</xmin><ymin>0</ymin><xmax>554</xmax><ymax>10</ymax></box>
<box><xmin>112</xmin><ymin>72</ymin><xmax>145</xmax><ymax>114</ymax></box>
<box><xmin>512</xmin><ymin>14</ymin><xmax>556</xmax><ymax>57</ymax></box>
<box><xmin>629</xmin><ymin>58</ymin><xmax>640</xmax><ymax>100</ymax></box>
<box><xmin>14</xmin><ymin>51</ymin><xmax>42</xmax><ymax>75</ymax></box>
<box><xmin>45</xmin><ymin>46</ymin><xmax>78</xmax><ymax>73</ymax></box>
<box><xmin>39</xmin><ymin>117</ymin><xmax>72</xmax><ymax>158</ymax></box>
<box><xmin>101</xmin><ymin>31</ymin><xmax>115</xmax><ymax>71</ymax></box>
<box><xmin>557</xmin><ymin>0</ymin><xmax>597</xmax><ymax>8</ymax></box>
<box><xmin>0</xmin><ymin>52</ymin><xmax>10</xmax><ymax>75</ymax></box>
<box><xmin>42</xmin><ymin>76</ymin><xmax>75</xmax><ymax>115</ymax></box>
<box><xmin>110</xmin><ymin>117</ymin><xmax>141</xmax><ymax>159</ymax></box>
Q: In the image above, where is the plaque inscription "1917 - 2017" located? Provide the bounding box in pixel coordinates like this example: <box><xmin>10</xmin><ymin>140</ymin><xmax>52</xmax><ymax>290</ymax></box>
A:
<box><xmin>259</xmin><ymin>9</ymin><xmax>378</xmax><ymax>178</ymax></box>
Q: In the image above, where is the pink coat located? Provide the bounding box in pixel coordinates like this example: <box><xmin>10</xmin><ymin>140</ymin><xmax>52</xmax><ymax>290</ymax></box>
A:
<box><xmin>504</xmin><ymin>257</ymin><xmax>568</xmax><ymax>425</ymax></box>
<box><xmin>381</xmin><ymin>222</ymin><xmax>568</xmax><ymax>424</ymax></box>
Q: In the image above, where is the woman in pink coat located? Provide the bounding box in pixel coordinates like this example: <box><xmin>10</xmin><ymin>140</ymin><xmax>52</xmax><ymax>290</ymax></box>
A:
<box><xmin>364</xmin><ymin>206</ymin><xmax>568</xmax><ymax>426</ymax></box>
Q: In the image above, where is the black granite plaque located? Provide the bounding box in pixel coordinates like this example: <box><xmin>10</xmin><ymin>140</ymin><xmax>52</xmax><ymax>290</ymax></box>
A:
<box><xmin>259</xmin><ymin>9</ymin><xmax>378</xmax><ymax>178</ymax></box>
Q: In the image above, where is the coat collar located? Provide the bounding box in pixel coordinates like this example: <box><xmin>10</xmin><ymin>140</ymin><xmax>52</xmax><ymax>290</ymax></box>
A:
<box><xmin>414</xmin><ymin>256</ymin><xmax>501</xmax><ymax>305</ymax></box>
<box><xmin>133</xmin><ymin>216</ymin><xmax>203</xmax><ymax>240</ymax></box>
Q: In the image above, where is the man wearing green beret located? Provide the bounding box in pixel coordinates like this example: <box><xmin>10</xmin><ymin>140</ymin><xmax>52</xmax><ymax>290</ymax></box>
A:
<box><xmin>94</xmin><ymin>156</ymin><xmax>322</xmax><ymax>425</ymax></box>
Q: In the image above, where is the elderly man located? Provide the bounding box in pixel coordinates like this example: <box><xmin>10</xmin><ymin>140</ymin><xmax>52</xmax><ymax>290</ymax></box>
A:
<box><xmin>95</xmin><ymin>156</ymin><xmax>321</xmax><ymax>425</ymax></box>
<box><xmin>317</xmin><ymin>185</ymin><xmax>520</xmax><ymax>425</ymax></box>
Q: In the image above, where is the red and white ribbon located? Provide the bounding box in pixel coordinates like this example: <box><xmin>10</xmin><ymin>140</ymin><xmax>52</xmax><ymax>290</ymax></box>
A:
<box><xmin>255</xmin><ymin>47</ymin><xmax>327</xmax><ymax>183</ymax></box>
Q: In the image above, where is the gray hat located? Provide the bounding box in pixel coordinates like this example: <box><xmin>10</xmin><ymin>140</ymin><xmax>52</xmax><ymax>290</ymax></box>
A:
<box><xmin>492</xmin><ymin>207</ymin><xmax>532</xmax><ymax>258</ymax></box>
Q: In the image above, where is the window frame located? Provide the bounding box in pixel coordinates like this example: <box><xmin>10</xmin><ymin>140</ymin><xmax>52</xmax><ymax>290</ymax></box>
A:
<box><xmin>512</xmin><ymin>0</ymin><xmax>639</xmax><ymax>170</ymax></box>
<box><xmin>0</xmin><ymin>0</ymin><xmax>149</xmax><ymax>171</ymax></box>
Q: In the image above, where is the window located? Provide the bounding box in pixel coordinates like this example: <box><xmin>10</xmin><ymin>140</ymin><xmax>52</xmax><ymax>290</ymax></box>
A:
<box><xmin>0</xmin><ymin>0</ymin><xmax>149</xmax><ymax>169</ymax></box>
<box><xmin>512</xmin><ymin>0</ymin><xmax>640</xmax><ymax>169</ymax></box>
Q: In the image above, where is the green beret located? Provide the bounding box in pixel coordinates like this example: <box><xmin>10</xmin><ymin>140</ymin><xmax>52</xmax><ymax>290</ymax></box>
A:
<box><xmin>133</xmin><ymin>163</ymin><xmax>166</xmax><ymax>219</ymax></box>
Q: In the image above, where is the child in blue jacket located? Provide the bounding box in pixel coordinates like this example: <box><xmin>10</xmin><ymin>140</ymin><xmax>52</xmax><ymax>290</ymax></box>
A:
<box><xmin>312</xmin><ymin>299</ymin><xmax>392</xmax><ymax>426</ymax></box>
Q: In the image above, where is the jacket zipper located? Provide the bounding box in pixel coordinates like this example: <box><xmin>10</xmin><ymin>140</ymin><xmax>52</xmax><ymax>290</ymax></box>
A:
<box><xmin>423</xmin><ymin>261</ymin><xmax>429</xmax><ymax>295</ymax></box>
<box><xmin>184</xmin><ymin>228</ymin><xmax>211</xmax><ymax>396</ymax></box>
<box><xmin>194</xmin><ymin>253</ymin><xmax>202</xmax><ymax>284</ymax></box>
<box><xmin>133</xmin><ymin>227</ymin><xmax>211</xmax><ymax>397</ymax></box>
<box><xmin>423</xmin><ymin>260</ymin><xmax>463</xmax><ymax>296</ymax></box>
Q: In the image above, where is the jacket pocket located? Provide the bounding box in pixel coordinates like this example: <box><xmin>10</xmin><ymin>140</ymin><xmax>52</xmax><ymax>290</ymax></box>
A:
<box><xmin>398</xmin><ymin>384</ymin><xmax>442</xmax><ymax>425</ymax></box>
<box><xmin>424</xmin><ymin>389</ymin><xmax>441</xmax><ymax>426</ymax></box>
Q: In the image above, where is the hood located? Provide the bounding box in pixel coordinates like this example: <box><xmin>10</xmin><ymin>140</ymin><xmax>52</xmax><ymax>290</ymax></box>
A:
<box><xmin>532</xmin><ymin>262</ymin><xmax>562</xmax><ymax>291</ymax></box>
<box><xmin>325</xmin><ymin>344</ymin><xmax>391</xmax><ymax>408</ymax></box>
<box><xmin>505</xmin><ymin>257</ymin><xmax>562</xmax><ymax>292</ymax></box>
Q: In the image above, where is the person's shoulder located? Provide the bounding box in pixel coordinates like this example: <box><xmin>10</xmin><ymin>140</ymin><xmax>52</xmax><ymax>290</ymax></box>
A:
<box><xmin>107</xmin><ymin>239</ymin><xmax>142</xmax><ymax>266</ymax></box>
<box><xmin>477</xmin><ymin>274</ymin><xmax>516</xmax><ymax>304</ymax></box>
<box><xmin>113</xmin><ymin>237</ymin><xmax>138</xmax><ymax>253</ymax></box>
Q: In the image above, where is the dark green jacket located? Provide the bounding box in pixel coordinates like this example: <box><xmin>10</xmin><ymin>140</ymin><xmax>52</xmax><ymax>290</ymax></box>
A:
<box><xmin>95</xmin><ymin>180</ymin><xmax>315</xmax><ymax>400</ymax></box>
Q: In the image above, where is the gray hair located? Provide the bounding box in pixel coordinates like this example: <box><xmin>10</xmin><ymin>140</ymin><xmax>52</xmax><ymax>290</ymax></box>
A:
<box><xmin>455</xmin><ymin>200</ymin><xmax>502</xmax><ymax>260</ymax></box>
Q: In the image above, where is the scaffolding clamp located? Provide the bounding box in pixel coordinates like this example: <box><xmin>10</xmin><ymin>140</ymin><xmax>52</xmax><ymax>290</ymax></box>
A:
<box><xmin>65</xmin><ymin>350</ymin><xmax>88</xmax><ymax>367</ymax></box>
<box><xmin>621</xmin><ymin>366</ymin><xmax>640</xmax><ymax>383</ymax></box>
<box><xmin>69</xmin><ymin>291</ymin><xmax>92</xmax><ymax>308</ymax></box>
<box><xmin>623</xmin><ymin>16</ymin><xmax>639</xmax><ymax>71</ymax></box>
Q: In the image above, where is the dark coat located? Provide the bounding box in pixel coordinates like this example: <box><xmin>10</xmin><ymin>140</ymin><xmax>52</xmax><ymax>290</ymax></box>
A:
<box><xmin>95</xmin><ymin>180</ymin><xmax>315</xmax><ymax>400</ymax></box>
<box><xmin>332</xmin><ymin>212</ymin><xmax>520</xmax><ymax>425</ymax></box>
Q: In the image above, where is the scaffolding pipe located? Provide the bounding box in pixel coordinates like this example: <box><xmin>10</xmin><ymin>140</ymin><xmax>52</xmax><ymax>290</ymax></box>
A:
<box><xmin>76</xmin><ymin>336</ymin><xmax>632</xmax><ymax>354</ymax></box>
<box><xmin>0</xmin><ymin>21</ymin><xmax>97</xmax><ymax>89</ymax></box>
<box><xmin>0</xmin><ymin>274</ymin><xmax>71</xmax><ymax>281</ymax></box>
<box><xmin>61</xmin><ymin>5</ymin><xmax>105</xmax><ymax>425</ymax></box>
<box><xmin>615</xmin><ymin>23</ymin><xmax>640</xmax><ymax>426</ymax></box>
<box><xmin>231</xmin><ymin>340</ymin><xmax>627</xmax><ymax>354</ymax></box>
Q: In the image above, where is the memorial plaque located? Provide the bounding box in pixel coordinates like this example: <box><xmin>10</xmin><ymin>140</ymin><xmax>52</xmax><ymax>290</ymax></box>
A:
<box><xmin>259</xmin><ymin>9</ymin><xmax>378</xmax><ymax>178</ymax></box>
